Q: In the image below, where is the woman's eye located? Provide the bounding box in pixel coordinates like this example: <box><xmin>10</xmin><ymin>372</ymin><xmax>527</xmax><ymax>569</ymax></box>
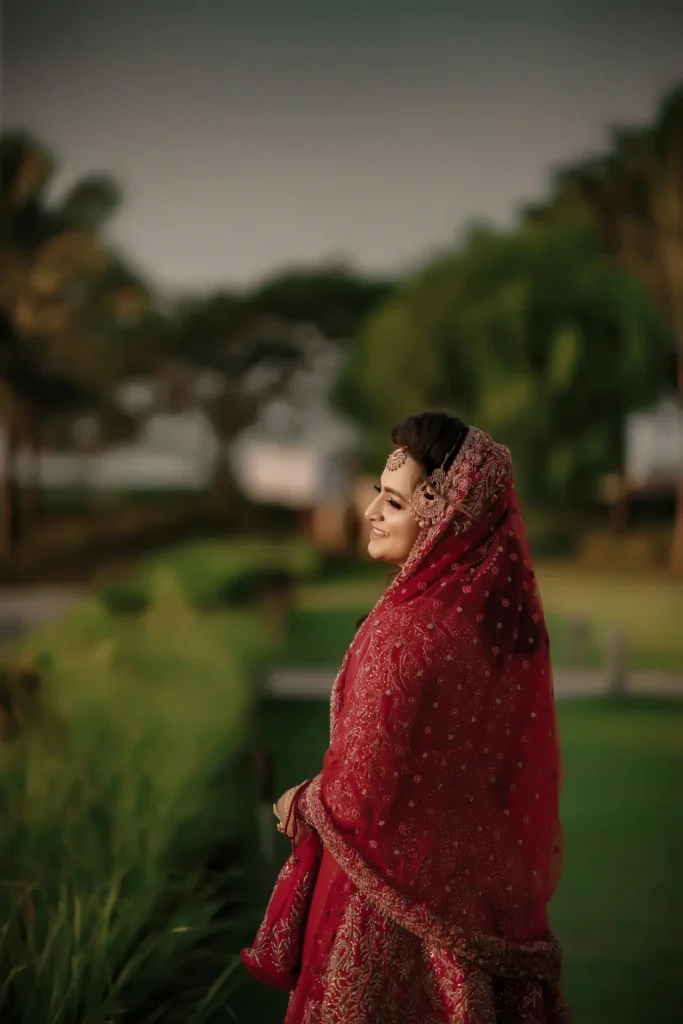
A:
<box><xmin>374</xmin><ymin>484</ymin><xmax>401</xmax><ymax>510</ymax></box>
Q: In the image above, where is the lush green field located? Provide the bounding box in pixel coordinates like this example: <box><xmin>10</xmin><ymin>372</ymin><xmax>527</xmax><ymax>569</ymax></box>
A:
<box><xmin>288</xmin><ymin>561</ymin><xmax>683</xmax><ymax>672</ymax></box>
<box><xmin>552</xmin><ymin>698</ymin><xmax>682</xmax><ymax>1024</ymax></box>
<box><xmin>244</xmin><ymin>696</ymin><xmax>683</xmax><ymax>1024</ymax></box>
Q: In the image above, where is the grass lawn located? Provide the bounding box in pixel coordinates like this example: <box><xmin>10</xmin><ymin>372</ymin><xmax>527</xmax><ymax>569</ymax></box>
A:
<box><xmin>551</xmin><ymin>698</ymin><xmax>682</xmax><ymax>1024</ymax></box>
<box><xmin>243</xmin><ymin>696</ymin><xmax>683</xmax><ymax>1024</ymax></box>
<box><xmin>288</xmin><ymin>561</ymin><xmax>683</xmax><ymax>672</ymax></box>
<box><xmin>535</xmin><ymin>564</ymin><xmax>683</xmax><ymax>673</ymax></box>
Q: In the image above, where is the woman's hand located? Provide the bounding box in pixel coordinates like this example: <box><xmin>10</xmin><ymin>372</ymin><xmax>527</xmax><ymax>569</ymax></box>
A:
<box><xmin>275</xmin><ymin>787</ymin><xmax>310</xmax><ymax>846</ymax></box>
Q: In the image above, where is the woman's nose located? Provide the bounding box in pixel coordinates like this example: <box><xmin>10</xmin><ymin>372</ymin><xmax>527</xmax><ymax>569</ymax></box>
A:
<box><xmin>364</xmin><ymin>494</ymin><xmax>383</xmax><ymax>521</ymax></box>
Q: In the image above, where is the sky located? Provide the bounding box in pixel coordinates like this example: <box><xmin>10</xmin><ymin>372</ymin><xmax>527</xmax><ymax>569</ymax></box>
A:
<box><xmin>3</xmin><ymin>0</ymin><xmax>683</xmax><ymax>295</ymax></box>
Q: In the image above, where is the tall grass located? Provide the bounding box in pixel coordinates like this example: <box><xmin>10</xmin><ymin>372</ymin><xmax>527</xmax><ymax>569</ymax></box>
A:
<box><xmin>0</xmin><ymin>568</ymin><xmax>268</xmax><ymax>1023</ymax></box>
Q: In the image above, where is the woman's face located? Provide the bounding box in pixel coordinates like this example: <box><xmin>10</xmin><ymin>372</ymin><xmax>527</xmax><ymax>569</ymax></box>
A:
<box><xmin>365</xmin><ymin>454</ymin><xmax>424</xmax><ymax>566</ymax></box>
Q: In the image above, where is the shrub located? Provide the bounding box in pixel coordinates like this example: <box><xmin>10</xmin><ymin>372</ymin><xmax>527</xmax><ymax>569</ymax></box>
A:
<box><xmin>97</xmin><ymin>578</ymin><xmax>151</xmax><ymax>615</ymax></box>
<box><xmin>0</xmin><ymin>569</ymin><xmax>268</xmax><ymax>1023</ymax></box>
<box><xmin>138</xmin><ymin>538</ymin><xmax>322</xmax><ymax>612</ymax></box>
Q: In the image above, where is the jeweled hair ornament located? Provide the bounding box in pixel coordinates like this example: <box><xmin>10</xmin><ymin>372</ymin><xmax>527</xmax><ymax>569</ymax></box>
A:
<box><xmin>409</xmin><ymin>435</ymin><xmax>468</xmax><ymax>531</ymax></box>
<box><xmin>386</xmin><ymin>446</ymin><xmax>408</xmax><ymax>471</ymax></box>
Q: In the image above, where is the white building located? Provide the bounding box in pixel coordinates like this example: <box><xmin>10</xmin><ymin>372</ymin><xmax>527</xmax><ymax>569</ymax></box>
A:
<box><xmin>229</xmin><ymin>332</ymin><xmax>358</xmax><ymax>509</ymax></box>
<box><xmin>625</xmin><ymin>397</ymin><xmax>683</xmax><ymax>487</ymax></box>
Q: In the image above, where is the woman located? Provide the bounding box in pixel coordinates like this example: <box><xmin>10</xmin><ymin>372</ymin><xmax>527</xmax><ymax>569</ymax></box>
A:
<box><xmin>244</xmin><ymin>412</ymin><xmax>569</xmax><ymax>1023</ymax></box>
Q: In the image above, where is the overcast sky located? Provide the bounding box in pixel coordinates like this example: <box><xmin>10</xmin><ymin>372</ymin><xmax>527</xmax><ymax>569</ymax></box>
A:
<box><xmin>3</xmin><ymin>0</ymin><xmax>682</xmax><ymax>293</ymax></box>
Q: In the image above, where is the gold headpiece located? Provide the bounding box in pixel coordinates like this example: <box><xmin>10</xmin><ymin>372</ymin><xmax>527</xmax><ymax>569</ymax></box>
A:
<box><xmin>386</xmin><ymin>446</ymin><xmax>408</xmax><ymax>471</ymax></box>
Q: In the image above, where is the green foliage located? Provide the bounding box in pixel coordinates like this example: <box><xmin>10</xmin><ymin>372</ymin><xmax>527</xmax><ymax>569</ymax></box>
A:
<box><xmin>335</xmin><ymin>220</ymin><xmax>669</xmax><ymax>512</ymax></box>
<box><xmin>543</xmin><ymin>84</ymin><xmax>683</xmax><ymax>346</ymax></box>
<box><xmin>97</xmin><ymin>578</ymin><xmax>151</xmax><ymax>614</ymax></box>
<box><xmin>0</xmin><ymin>131</ymin><xmax>144</xmax><ymax>398</ymax></box>
<box><xmin>96</xmin><ymin>537</ymin><xmax>322</xmax><ymax>614</ymax></box>
<box><xmin>167</xmin><ymin>267</ymin><xmax>394</xmax><ymax>446</ymax></box>
<box><xmin>0</xmin><ymin>568</ymin><xmax>267</xmax><ymax>1022</ymax></box>
<box><xmin>248</xmin><ymin>264</ymin><xmax>393</xmax><ymax>339</ymax></box>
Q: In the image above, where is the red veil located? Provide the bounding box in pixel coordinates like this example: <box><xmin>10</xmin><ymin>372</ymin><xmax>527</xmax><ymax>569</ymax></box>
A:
<box><xmin>297</xmin><ymin>427</ymin><xmax>568</xmax><ymax>1009</ymax></box>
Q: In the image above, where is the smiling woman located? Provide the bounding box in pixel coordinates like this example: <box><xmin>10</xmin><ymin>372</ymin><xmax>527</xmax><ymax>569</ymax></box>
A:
<box><xmin>365</xmin><ymin>413</ymin><xmax>469</xmax><ymax>567</ymax></box>
<box><xmin>244</xmin><ymin>411</ymin><xmax>569</xmax><ymax>1024</ymax></box>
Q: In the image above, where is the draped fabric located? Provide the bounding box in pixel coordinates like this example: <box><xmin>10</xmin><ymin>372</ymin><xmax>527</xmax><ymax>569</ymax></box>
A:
<box><xmin>267</xmin><ymin>426</ymin><xmax>569</xmax><ymax>1022</ymax></box>
<box><xmin>284</xmin><ymin>849</ymin><xmax>569</xmax><ymax>1024</ymax></box>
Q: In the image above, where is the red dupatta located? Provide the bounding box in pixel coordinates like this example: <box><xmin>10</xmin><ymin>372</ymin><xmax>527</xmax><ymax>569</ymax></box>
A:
<box><xmin>298</xmin><ymin>427</ymin><xmax>566</xmax><ymax>987</ymax></box>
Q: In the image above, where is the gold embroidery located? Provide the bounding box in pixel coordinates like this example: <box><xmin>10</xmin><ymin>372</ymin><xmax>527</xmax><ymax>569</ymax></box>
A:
<box><xmin>287</xmin><ymin>887</ymin><xmax>512</xmax><ymax>1023</ymax></box>
<box><xmin>427</xmin><ymin>946</ymin><xmax>497</xmax><ymax>1023</ymax></box>
<box><xmin>244</xmin><ymin>852</ymin><xmax>316</xmax><ymax>977</ymax></box>
<box><xmin>406</xmin><ymin>427</ymin><xmax>511</xmax><ymax>562</ymax></box>
<box><xmin>303</xmin><ymin>775</ymin><xmax>562</xmax><ymax>983</ymax></box>
<box><xmin>319</xmin><ymin>891</ymin><xmax>446</xmax><ymax>1023</ymax></box>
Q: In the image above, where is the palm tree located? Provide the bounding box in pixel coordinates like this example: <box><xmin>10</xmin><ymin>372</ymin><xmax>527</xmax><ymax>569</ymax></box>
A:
<box><xmin>530</xmin><ymin>85</ymin><xmax>683</xmax><ymax>568</ymax></box>
<box><xmin>0</xmin><ymin>131</ymin><xmax>147</xmax><ymax>569</ymax></box>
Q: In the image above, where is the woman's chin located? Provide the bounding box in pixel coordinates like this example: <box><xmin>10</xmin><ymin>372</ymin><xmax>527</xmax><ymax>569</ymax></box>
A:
<box><xmin>368</xmin><ymin>536</ymin><xmax>391</xmax><ymax>561</ymax></box>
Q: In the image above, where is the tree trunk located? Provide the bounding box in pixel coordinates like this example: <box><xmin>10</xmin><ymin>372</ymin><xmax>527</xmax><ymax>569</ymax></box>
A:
<box><xmin>0</xmin><ymin>395</ymin><xmax>21</xmax><ymax>574</ymax></box>
<box><xmin>19</xmin><ymin>409</ymin><xmax>40</xmax><ymax>533</ymax></box>
<box><xmin>672</xmin><ymin>480</ymin><xmax>683</xmax><ymax>572</ymax></box>
<box><xmin>669</xmin><ymin>344</ymin><xmax>683</xmax><ymax>573</ymax></box>
<box><xmin>0</xmin><ymin>448</ymin><xmax>10</xmax><ymax>572</ymax></box>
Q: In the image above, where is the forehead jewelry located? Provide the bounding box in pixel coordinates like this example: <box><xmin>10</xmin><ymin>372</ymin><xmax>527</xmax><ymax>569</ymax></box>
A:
<box><xmin>386</xmin><ymin>446</ymin><xmax>408</xmax><ymax>471</ymax></box>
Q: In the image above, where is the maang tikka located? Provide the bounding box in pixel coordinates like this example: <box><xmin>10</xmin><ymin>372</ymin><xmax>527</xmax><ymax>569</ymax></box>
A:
<box><xmin>386</xmin><ymin>446</ymin><xmax>408</xmax><ymax>471</ymax></box>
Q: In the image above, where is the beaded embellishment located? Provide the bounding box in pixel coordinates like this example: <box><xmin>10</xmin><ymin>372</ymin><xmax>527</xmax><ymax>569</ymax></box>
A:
<box><xmin>386</xmin><ymin>446</ymin><xmax>408</xmax><ymax>471</ymax></box>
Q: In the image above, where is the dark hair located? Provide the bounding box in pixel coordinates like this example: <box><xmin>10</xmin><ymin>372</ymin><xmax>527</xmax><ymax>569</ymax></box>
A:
<box><xmin>391</xmin><ymin>411</ymin><xmax>468</xmax><ymax>478</ymax></box>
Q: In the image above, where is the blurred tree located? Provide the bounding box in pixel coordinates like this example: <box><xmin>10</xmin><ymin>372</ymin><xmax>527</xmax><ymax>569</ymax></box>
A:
<box><xmin>526</xmin><ymin>84</ymin><xmax>683</xmax><ymax>564</ymax></box>
<box><xmin>166</xmin><ymin>291</ymin><xmax>294</xmax><ymax>444</ymax></box>
<box><xmin>248</xmin><ymin>264</ymin><xmax>393</xmax><ymax>338</ymax></box>
<box><xmin>0</xmin><ymin>131</ymin><xmax>148</xmax><ymax>566</ymax></box>
<box><xmin>334</xmin><ymin>221</ymin><xmax>669</xmax><ymax>517</ymax></box>
<box><xmin>165</xmin><ymin>267</ymin><xmax>393</xmax><ymax>456</ymax></box>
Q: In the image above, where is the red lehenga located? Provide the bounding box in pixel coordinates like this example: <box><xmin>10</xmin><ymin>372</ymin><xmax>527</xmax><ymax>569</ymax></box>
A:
<box><xmin>243</xmin><ymin>427</ymin><xmax>571</xmax><ymax>1023</ymax></box>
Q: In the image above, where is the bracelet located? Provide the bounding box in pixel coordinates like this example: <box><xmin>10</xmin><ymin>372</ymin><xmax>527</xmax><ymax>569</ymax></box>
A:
<box><xmin>273</xmin><ymin>790</ymin><xmax>296</xmax><ymax>836</ymax></box>
<box><xmin>281</xmin><ymin>788</ymin><xmax>296</xmax><ymax>835</ymax></box>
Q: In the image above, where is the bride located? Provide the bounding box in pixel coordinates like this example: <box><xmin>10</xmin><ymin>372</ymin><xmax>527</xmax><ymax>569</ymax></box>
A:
<box><xmin>244</xmin><ymin>411</ymin><xmax>569</xmax><ymax>1024</ymax></box>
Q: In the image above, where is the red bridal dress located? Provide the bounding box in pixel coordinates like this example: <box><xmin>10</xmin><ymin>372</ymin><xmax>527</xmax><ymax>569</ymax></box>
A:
<box><xmin>243</xmin><ymin>427</ymin><xmax>570</xmax><ymax>1024</ymax></box>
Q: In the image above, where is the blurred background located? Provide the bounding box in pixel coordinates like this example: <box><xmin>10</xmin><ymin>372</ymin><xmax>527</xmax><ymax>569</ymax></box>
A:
<box><xmin>1</xmin><ymin>1</ymin><xmax>681</xmax><ymax>1021</ymax></box>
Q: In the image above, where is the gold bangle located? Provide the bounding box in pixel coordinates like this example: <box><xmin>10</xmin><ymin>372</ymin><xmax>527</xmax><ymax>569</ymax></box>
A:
<box><xmin>282</xmin><ymin>788</ymin><xmax>296</xmax><ymax>823</ymax></box>
<box><xmin>274</xmin><ymin>786</ymin><xmax>302</xmax><ymax>837</ymax></box>
<box><xmin>273</xmin><ymin>802</ymin><xmax>286</xmax><ymax>834</ymax></box>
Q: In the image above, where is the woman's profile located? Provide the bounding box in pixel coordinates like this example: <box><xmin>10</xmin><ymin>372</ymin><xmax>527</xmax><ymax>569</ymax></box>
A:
<box><xmin>243</xmin><ymin>411</ymin><xmax>569</xmax><ymax>1023</ymax></box>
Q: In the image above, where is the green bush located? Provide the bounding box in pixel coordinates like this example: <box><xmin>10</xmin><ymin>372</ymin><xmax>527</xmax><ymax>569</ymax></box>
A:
<box><xmin>137</xmin><ymin>538</ymin><xmax>322</xmax><ymax>612</ymax></box>
<box><xmin>0</xmin><ymin>569</ymin><xmax>269</xmax><ymax>1023</ymax></box>
<box><xmin>97</xmin><ymin>578</ymin><xmax>151</xmax><ymax>615</ymax></box>
<box><xmin>211</xmin><ymin>566</ymin><xmax>296</xmax><ymax>609</ymax></box>
<box><xmin>93</xmin><ymin>537</ymin><xmax>322</xmax><ymax>617</ymax></box>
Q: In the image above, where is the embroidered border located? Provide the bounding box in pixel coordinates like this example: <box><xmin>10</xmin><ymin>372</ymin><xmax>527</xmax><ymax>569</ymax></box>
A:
<box><xmin>300</xmin><ymin>775</ymin><xmax>563</xmax><ymax>985</ymax></box>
